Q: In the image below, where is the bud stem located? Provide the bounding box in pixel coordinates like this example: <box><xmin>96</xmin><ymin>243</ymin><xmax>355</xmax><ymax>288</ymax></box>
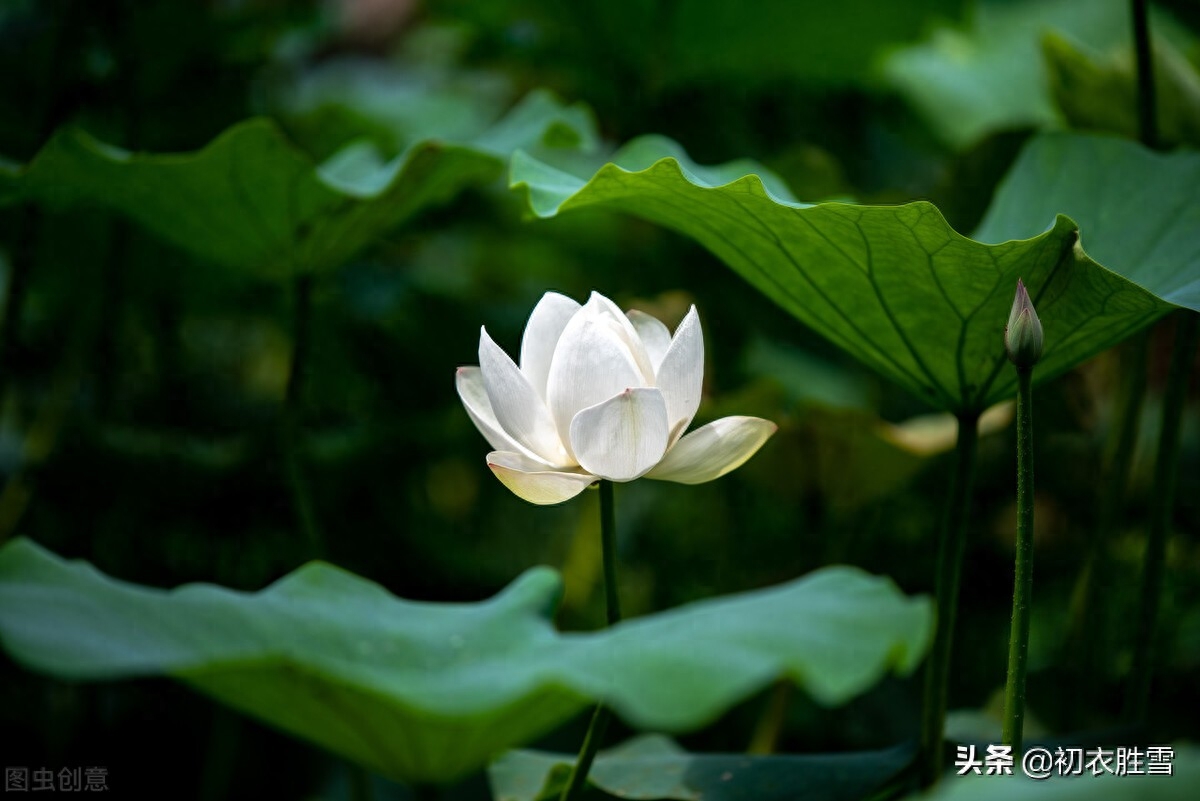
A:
<box><xmin>1002</xmin><ymin>367</ymin><xmax>1036</xmax><ymax>754</ymax></box>
<box><xmin>559</xmin><ymin>481</ymin><xmax>620</xmax><ymax>801</ymax></box>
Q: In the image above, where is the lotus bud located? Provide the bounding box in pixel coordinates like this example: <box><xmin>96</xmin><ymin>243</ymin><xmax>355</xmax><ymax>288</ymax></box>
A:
<box><xmin>1005</xmin><ymin>279</ymin><xmax>1043</xmax><ymax>369</ymax></box>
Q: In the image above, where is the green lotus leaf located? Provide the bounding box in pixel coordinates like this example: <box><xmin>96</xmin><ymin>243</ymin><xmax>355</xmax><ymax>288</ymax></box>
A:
<box><xmin>975</xmin><ymin>133</ymin><xmax>1200</xmax><ymax>312</ymax></box>
<box><xmin>489</xmin><ymin>734</ymin><xmax>915</xmax><ymax>801</ymax></box>
<box><xmin>0</xmin><ymin>538</ymin><xmax>931</xmax><ymax>784</ymax></box>
<box><xmin>510</xmin><ymin>138</ymin><xmax>1172</xmax><ymax>413</ymax></box>
<box><xmin>0</xmin><ymin>90</ymin><xmax>594</xmax><ymax>279</ymax></box>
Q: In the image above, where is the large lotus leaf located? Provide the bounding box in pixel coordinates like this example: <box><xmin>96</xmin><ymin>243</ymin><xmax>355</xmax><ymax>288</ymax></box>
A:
<box><xmin>975</xmin><ymin>133</ymin><xmax>1200</xmax><ymax>312</ymax></box>
<box><xmin>881</xmin><ymin>0</ymin><xmax>1191</xmax><ymax>150</ymax></box>
<box><xmin>0</xmin><ymin>538</ymin><xmax>931</xmax><ymax>784</ymax></box>
<box><xmin>489</xmin><ymin>734</ymin><xmax>914</xmax><ymax>801</ymax></box>
<box><xmin>914</xmin><ymin>745</ymin><xmax>1199</xmax><ymax>800</ymax></box>
<box><xmin>510</xmin><ymin>140</ymin><xmax>1171</xmax><ymax>413</ymax></box>
<box><xmin>0</xmin><ymin>90</ymin><xmax>594</xmax><ymax>278</ymax></box>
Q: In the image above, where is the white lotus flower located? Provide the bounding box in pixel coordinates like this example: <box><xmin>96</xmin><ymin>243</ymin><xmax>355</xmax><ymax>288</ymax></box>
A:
<box><xmin>456</xmin><ymin>291</ymin><xmax>777</xmax><ymax>505</ymax></box>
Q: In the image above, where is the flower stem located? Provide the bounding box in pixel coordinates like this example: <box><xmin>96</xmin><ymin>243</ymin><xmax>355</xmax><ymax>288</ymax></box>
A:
<box><xmin>1002</xmin><ymin>368</ymin><xmax>1035</xmax><ymax>754</ymax></box>
<box><xmin>1125</xmin><ymin>311</ymin><xmax>1198</xmax><ymax>721</ymax></box>
<box><xmin>559</xmin><ymin>480</ymin><xmax>620</xmax><ymax>801</ymax></box>
<box><xmin>598</xmin><ymin>480</ymin><xmax>621</xmax><ymax>625</ymax></box>
<box><xmin>919</xmin><ymin>413</ymin><xmax>980</xmax><ymax>788</ymax></box>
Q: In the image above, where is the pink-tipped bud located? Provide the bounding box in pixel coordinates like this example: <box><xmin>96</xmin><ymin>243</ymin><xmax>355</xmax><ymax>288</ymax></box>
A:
<box><xmin>1005</xmin><ymin>279</ymin><xmax>1044</xmax><ymax>369</ymax></box>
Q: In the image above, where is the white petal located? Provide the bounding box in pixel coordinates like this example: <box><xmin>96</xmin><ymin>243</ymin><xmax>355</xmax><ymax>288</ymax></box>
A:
<box><xmin>546</xmin><ymin>309</ymin><xmax>649</xmax><ymax>447</ymax></box>
<box><xmin>487</xmin><ymin>451</ymin><xmax>596</xmax><ymax>505</ymax></box>
<box><xmin>646</xmin><ymin>416</ymin><xmax>777</xmax><ymax>484</ymax></box>
<box><xmin>569</xmin><ymin>388</ymin><xmax>670</xmax><ymax>481</ymax></box>
<box><xmin>479</xmin><ymin>327</ymin><xmax>570</xmax><ymax>467</ymax></box>
<box><xmin>654</xmin><ymin>306</ymin><xmax>704</xmax><ymax>441</ymax></box>
<box><xmin>519</xmin><ymin>292</ymin><xmax>581</xmax><ymax>401</ymax></box>
<box><xmin>583</xmin><ymin>293</ymin><xmax>655</xmax><ymax>382</ymax></box>
<box><xmin>627</xmin><ymin>309</ymin><xmax>672</xmax><ymax>371</ymax></box>
<box><xmin>455</xmin><ymin>366</ymin><xmax>533</xmax><ymax>457</ymax></box>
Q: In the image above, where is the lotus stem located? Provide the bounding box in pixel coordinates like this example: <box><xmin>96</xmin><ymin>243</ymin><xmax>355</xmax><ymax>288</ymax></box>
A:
<box><xmin>1002</xmin><ymin>368</ymin><xmax>1036</xmax><ymax>753</ymax></box>
<box><xmin>598</xmin><ymin>480</ymin><xmax>622</xmax><ymax>625</ymax></box>
<box><xmin>1131</xmin><ymin>0</ymin><xmax>1158</xmax><ymax>150</ymax></box>
<box><xmin>558</xmin><ymin>702</ymin><xmax>612</xmax><ymax>801</ymax></box>
<box><xmin>1126</xmin><ymin>311</ymin><xmax>1198</xmax><ymax>721</ymax></box>
<box><xmin>918</xmin><ymin>412</ymin><xmax>980</xmax><ymax>787</ymax></box>
<box><xmin>747</xmin><ymin>680</ymin><xmax>794</xmax><ymax>754</ymax></box>
<box><xmin>283</xmin><ymin>272</ymin><xmax>323</xmax><ymax>559</ymax></box>
<box><xmin>559</xmin><ymin>480</ymin><xmax>620</xmax><ymax>801</ymax></box>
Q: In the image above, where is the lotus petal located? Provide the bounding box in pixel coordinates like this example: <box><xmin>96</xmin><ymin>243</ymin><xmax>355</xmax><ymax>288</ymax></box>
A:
<box><xmin>569</xmin><ymin>388</ymin><xmax>670</xmax><ymax>481</ymax></box>
<box><xmin>487</xmin><ymin>451</ymin><xmax>596</xmax><ymax>505</ymax></box>
<box><xmin>647</xmin><ymin>416</ymin><xmax>777</xmax><ymax>484</ymax></box>
<box><xmin>479</xmin><ymin>327</ymin><xmax>569</xmax><ymax>467</ymax></box>
<box><xmin>519</xmin><ymin>292</ymin><xmax>581</xmax><ymax>401</ymax></box>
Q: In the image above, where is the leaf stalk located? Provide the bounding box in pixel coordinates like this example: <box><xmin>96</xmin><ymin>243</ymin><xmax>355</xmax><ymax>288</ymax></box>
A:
<box><xmin>919</xmin><ymin>413</ymin><xmax>980</xmax><ymax>787</ymax></box>
<box><xmin>1131</xmin><ymin>0</ymin><xmax>1159</xmax><ymax>149</ymax></box>
<box><xmin>559</xmin><ymin>480</ymin><xmax>620</xmax><ymax>801</ymax></box>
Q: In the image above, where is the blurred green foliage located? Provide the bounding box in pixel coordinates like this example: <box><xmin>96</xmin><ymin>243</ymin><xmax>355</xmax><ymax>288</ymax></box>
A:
<box><xmin>0</xmin><ymin>0</ymin><xmax>1198</xmax><ymax>799</ymax></box>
